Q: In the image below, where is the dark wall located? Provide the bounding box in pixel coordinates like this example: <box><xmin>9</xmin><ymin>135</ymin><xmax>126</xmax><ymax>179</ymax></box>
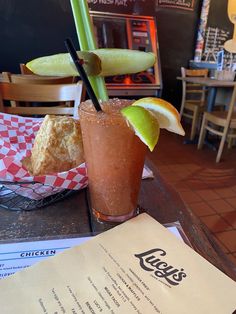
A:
<box><xmin>156</xmin><ymin>4</ymin><xmax>202</xmax><ymax>106</ymax></box>
<box><xmin>0</xmin><ymin>0</ymin><xmax>78</xmax><ymax>73</ymax></box>
<box><xmin>0</xmin><ymin>0</ymin><xmax>202</xmax><ymax>109</ymax></box>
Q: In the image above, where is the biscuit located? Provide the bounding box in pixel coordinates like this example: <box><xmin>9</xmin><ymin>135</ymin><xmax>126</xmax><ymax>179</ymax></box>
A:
<box><xmin>28</xmin><ymin>115</ymin><xmax>84</xmax><ymax>175</ymax></box>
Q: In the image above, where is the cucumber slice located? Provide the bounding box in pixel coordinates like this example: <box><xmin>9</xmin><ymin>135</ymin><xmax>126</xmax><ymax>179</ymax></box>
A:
<box><xmin>26</xmin><ymin>49</ymin><xmax>156</xmax><ymax>77</ymax></box>
<box><xmin>26</xmin><ymin>51</ymin><xmax>101</xmax><ymax>76</ymax></box>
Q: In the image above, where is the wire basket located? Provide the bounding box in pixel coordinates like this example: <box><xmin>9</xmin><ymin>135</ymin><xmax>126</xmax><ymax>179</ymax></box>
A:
<box><xmin>0</xmin><ymin>181</ymin><xmax>76</xmax><ymax>211</ymax></box>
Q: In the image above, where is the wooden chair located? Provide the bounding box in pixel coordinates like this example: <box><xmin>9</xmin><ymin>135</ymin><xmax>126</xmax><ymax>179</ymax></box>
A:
<box><xmin>197</xmin><ymin>85</ymin><xmax>236</xmax><ymax>163</ymax></box>
<box><xmin>2</xmin><ymin>72</ymin><xmax>79</xmax><ymax>107</ymax></box>
<box><xmin>19</xmin><ymin>66</ymin><xmax>88</xmax><ymax>102</ymax></box>
<box><xmin>180</xmin><ymin>67</ymin><xmax>209</xmax><ymax>141</ymax></box>
<box><xmin>0</xmin><ymin>82</ymin><xmax>83</xmax><ymax>118</ymax></box>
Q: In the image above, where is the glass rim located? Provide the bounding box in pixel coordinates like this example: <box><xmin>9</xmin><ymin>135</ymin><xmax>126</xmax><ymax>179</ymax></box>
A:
<box><xmin>79</xmin><ymin>99</ymin><xmax>133</xmax><ymax>116</ymax></box>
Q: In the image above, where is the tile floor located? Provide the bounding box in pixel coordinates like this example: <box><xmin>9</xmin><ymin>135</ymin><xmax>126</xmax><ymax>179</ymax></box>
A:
<box><xmin>147</xmin><ymin>126</ymin><xmax>236</xmax><ymax>268</ymax></box>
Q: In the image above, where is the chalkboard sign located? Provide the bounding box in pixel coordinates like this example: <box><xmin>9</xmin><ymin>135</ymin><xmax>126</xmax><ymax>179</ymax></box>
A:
<box><xmin>202</xmin><ymin>0</ymin><xmax>236</xmax><ymax>66</ymax></box>
<box><xmin>157</xmin><ymin>0</ymin><xmax>195</xmax><ymax>11</ymax></box>
<box><xmin>206</xmin><ymin>0</ymin><xmax>231</xmax><ymax>30</ymax></box>
<box><xmin>203</xmin><ymin>27</ymin><xmax>230</xmax><ymax>61</ymax></box>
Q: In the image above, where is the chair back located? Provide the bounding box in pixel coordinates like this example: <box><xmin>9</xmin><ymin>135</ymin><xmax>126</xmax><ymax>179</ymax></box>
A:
<box><xmin>2</xmin><ymin>72</ymin><xmax>79</xmax><ymax>107</ymax></box>
<box><xmin>2</xmin><ymin>72</ymin><xmax>76</xmax><ymax>84</ymax></box>
<box><xmin>180</xmin><ymin>67</ymin><xmax>208</xmax><ymax>116</ymax></box>
<box><xmin>0</xmin><ymin>82</ymin><xmax>83</xmax><ymax>118</ymax></box>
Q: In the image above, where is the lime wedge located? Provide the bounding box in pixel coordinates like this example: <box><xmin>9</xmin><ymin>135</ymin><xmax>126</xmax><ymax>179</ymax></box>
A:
<box><xmin>121</xmin><ymin>106</ymin><xmax>160</xmax><ymax>151</ymax></box>
<box><xmin>26</xmin><ymin>49</ymin><xmax>156</xmax><ymax>77</ymax></box>
<box><xmin>26</xmin><ymin>51</ymin><xmax>101</xmax><ymax>76</ymax></box>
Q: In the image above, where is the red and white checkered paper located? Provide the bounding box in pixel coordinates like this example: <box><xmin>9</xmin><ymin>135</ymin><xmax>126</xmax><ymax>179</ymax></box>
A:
<box><xmin>0</xmin><ymin>113</ymin><xmax>88</xmax><ymax>200</ymax></box>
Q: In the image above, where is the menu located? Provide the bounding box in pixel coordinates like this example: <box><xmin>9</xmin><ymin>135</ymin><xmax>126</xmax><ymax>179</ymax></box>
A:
<box><xmin>0</xmin><ymin>213</ymin><xmax>235</xmax><ymax>313</ymax></box>
<box><xmin>0</xmin><ymin>237</ymin><xmax>92</xmax><ymax>279</ymax></box>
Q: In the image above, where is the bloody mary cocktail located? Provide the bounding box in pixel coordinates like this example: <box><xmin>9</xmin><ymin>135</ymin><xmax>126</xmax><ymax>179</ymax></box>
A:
<box><xmin>79</xmin><ymin>99</ymin><xmax>147</xmax><ymax>222</ymax></box>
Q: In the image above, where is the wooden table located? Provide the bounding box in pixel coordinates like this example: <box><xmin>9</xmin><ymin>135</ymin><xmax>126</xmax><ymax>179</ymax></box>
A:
<box><xmin>177</xmin><ymin>76</ymin><xmax>236</xmax><ymax>112</ymax></box>
<box><xmin>0</xmin><ymin>159</ymin><xmax>235</xmax><ymax>281</ymax></box>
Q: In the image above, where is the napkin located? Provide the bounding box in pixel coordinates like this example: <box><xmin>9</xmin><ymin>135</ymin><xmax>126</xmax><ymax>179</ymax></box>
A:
<box><xmin>0</xmin><ymin>113</ymin><xmax>87</xmax><ymax>199</ymax></box>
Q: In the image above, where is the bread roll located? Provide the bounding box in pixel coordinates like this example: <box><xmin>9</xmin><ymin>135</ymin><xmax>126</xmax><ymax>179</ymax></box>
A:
<box><xmin>28</xmin><ymin>115</ymin><xmax>84</xmax><ymax>175</ymax></box>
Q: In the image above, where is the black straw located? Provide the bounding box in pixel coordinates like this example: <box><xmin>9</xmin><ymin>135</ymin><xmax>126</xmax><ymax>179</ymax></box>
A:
<box><xmin>65</xmin><ymin>38</ymin><xmax>102</xmax><ymax>112</ymax></box>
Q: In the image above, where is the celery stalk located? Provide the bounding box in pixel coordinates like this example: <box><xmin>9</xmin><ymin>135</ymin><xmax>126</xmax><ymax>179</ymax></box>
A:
<box><xmin>70</xmin><ymin>0</ymin><xmax>108</xmax><ymax>101</ymax></box>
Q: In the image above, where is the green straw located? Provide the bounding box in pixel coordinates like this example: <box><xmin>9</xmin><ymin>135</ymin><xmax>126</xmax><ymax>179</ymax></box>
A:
<box><xmin>70</xmin><ymin>0</ymin><xmax>108</xmax><ymax>101</ymax></box>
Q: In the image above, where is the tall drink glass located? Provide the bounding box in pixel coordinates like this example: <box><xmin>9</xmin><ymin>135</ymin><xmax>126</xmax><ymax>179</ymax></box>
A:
<box><xmin>79</xmin><ymin>99</ymin><xmax>147</xmax><ymax>223</ymax></box>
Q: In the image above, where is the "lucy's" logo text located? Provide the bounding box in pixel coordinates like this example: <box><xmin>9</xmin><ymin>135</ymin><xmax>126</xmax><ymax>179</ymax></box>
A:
<box><xmin>135</xmin><ymin>248</ymin><xmax>187</xmax><ymax>286</ymax></box>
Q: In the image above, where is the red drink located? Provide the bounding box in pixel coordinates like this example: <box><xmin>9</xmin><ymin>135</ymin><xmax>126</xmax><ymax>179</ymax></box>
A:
<box><xmin>79</xmin><ymin>99</ymin><xmax>147</xmax><ymax>222</ymax></box>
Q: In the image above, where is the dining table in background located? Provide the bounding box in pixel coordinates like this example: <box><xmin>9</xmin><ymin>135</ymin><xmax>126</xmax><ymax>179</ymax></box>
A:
<box><xmin>0</xmin><ymin>159</ymin><xmax>235</xmax><ymax>282</ymax></box>
<box><xmin>177</xmin><ymin>76</ymin><xmax>236</xmax><ymax>112</ymax></box>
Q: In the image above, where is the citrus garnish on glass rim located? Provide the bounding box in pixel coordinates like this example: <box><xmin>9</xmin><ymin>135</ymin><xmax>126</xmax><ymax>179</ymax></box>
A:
<box><xmin>121</xmin><ymin>97</ymin><xmax>185</xmax><ymax>152</ymax></box>
<box><xmin>132</xmin><ymin>97</ymin><xmax>185</xmax><ymax>136</ymax></box>
<box><xmin>121</xmin><ymin>106</ymin><xmax>160</xmax><ymax>152</ymax></box>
